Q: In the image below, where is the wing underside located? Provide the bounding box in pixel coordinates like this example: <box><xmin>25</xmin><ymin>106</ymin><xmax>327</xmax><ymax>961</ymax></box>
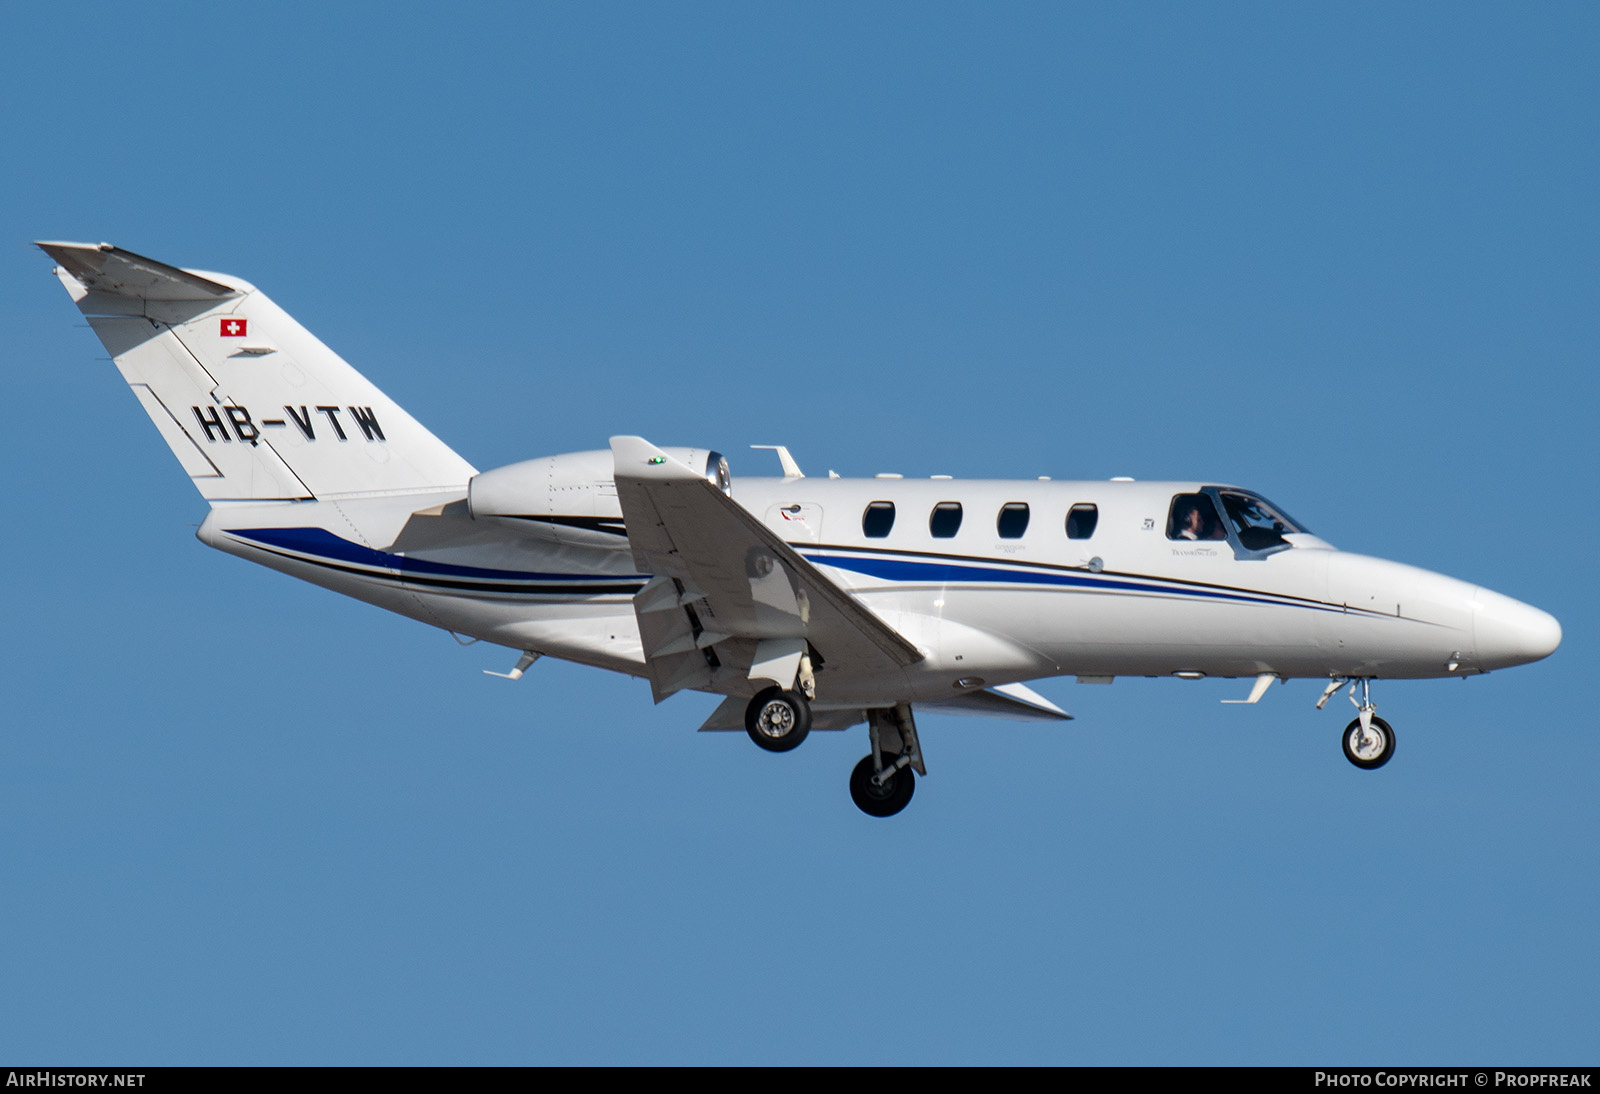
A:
<box><xmin>609</xmin><ymin>436</ymin><xmax>923</xmax><ymax>704</ymax></box>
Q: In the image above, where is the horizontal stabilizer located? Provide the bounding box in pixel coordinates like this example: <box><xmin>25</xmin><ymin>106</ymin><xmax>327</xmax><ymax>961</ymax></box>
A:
<box><xmin>920</xmin><ymin>682</ymin><xmax>1073</xmax><ymax>723</ymax></box>
<box><xmin>36</xmin><ymin>241</ymin><xmax>238</xmax><ymax>301</ymax></box>
<box><xmin>696</xmin><ymin>697</ymin><xmax>865</xmax><ymax>732</ymax></box>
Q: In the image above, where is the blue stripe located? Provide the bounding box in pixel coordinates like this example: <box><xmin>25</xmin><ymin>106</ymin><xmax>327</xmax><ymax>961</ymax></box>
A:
<box><xmin>801</xmin><ymin>550</ymin><xmax>1339</xmax><ymax>612</ymax></box>
<box><xmin>227</xmin><ymin>528</ymin><xmax>1346</xmax><ymax>615</ymax></box>
<box><xmin>226</xmin><ymin>527</ymin><xmax>639</xmax><ymax>585</ymax></box>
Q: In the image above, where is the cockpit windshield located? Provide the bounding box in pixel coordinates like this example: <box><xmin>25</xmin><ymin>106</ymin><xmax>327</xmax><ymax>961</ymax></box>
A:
<box><xmin>1216</xmin><ymin>490</ymin><xmax>1310</xmax><ymax>551</ymax></box>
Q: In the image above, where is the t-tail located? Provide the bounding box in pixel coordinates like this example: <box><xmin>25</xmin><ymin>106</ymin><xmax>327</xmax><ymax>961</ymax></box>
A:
<box><xmin>38</xmin><ymin>241</ymin><xmax>476</xmax><ymax>501</ymax></box>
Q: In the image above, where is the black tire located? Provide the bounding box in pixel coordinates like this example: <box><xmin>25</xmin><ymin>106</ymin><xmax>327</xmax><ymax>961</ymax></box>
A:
<box><xmin>849</xmin><ymin>753</ymin><xmax>915</xmax><ymax>817</ymax></box>
<box><xmin>1342</xmin><ymin>715</ymin><xmax>1396</xmax><ymax>770</ymax></box>
<box><xmin>744</xmin><ymin>687</ymin><xmax>812</xmax><ymax>752</ymax></box>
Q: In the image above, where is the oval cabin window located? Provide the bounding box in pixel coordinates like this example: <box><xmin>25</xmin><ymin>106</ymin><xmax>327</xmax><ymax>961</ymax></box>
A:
<box><xmin>997</xmin><ymin>502</ymin><xmax>1030</xmax><ymax>539</ymax></box>
<box><xmin>1066</xmin><ymin>504</ymin><xmax>1099</xmax><ymax>540</ymax></box>
<box><xmin>862</xmin><ymin>501</ymin><xmax>896</xmax><ymax>538</ymax></box>
<box><xmin>930</xmin><ymin>502</ymin><xmax>963</xmax><ymax>538</ymax></box>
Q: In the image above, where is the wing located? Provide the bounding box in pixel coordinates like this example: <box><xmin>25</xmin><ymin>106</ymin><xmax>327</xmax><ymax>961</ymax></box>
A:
<box><xmin>610</xmin><ymin>436</ymin><xmax>924</xmax><ymax>702</ymax></box>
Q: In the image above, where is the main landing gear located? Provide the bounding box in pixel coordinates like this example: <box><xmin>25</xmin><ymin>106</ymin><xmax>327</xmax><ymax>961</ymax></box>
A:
<box><xmin>744</xmin><ymin>686</ymin><xmax>812</xmax><ymax>752</ymax></box>
<box><xmin>849</xmin><ymin>704</ymin><xmax>925</xmax><ymax>818</ymax></box>
<box><xmin>742</xmin><ymin>684</ymin><xmax>926</xmax><ymax>817</ymax></box>
<box><xmin>850</xmin><ymin>753</ymin><xmax>913</xmax><ymax>817</ymax></box>
<box><xmin>1318</xmin><ymin>677</ymin><xmax>1396</xmax><ymax>770</ymax></box>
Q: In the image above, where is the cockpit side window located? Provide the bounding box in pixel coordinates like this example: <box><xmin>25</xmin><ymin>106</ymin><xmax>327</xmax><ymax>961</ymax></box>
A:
<box><xmin>1217</xmin><ymin>491</ymin><xmax>1307</xmax><ymax>551</ymax></box>
<box><xmin>1167</xmin><ymin>493</ymin><xmax>1227</xmax><ymax>541</ymax></box>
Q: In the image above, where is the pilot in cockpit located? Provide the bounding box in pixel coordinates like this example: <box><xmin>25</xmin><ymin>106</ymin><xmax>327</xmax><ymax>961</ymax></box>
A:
<box><xmin>1173</xmin><ymin>496</ymin><xmax>1228</xmax><ymax>541</ymax></box>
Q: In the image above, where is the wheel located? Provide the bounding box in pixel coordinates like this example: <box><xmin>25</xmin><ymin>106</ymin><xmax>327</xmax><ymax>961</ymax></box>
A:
<box><xmin>744</xmin><ymin>687</ymin><xmax>812</xmax><ymax>752</ymax></box>
<box><xmin>1342</xmin><ymin>715</ymin><xmax>1396</xmax><ymax>770</ymax></box>
<box><xmin>849</xmin><ymin>753</ymin><xmax>915</xmax><ymax>817</ymax></box>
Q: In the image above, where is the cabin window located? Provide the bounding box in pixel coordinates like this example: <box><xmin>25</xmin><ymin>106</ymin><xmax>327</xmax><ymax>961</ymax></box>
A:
<box><xmin>929</xmin><ymin>502</ymin><xmax>963</xmax><ymax>538</ymax></box>
<box><xmin>997</xmin><ymin>502</ymin><xmax>1030</xmax><ymax>539</ymax></box>
<box><xmin>1167</xmin><ymin>493</ymin><xmax>1227</xmax><ymax>541</ymax></box>
<box><xmin>862</xmin><ymin>501</ymin><xmax>896</xmax><ymax>538</ymax></box>
<box><xmin>1066</xmin><ymin>503</ymin><xmax>1099</xmax><ymax>540</ymax></box>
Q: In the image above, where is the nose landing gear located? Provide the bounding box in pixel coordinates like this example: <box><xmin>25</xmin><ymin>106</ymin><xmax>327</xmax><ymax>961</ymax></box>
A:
<box><xmin>1342</xmin><ymin>713</ymin><xmax>1395</xmax><ymax>769</ymax></box>
<box><xmin>1319</xmin><ymin>677</ymin><xmax>1396</xmax><ymax>770</ymax></box>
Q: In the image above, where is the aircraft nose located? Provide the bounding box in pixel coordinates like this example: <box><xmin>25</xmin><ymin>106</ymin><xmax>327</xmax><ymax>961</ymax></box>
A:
<box><xmin>1473</xmin><ymin>587</ymin><xmax>1562</xmax><ymax>669</ymax></box>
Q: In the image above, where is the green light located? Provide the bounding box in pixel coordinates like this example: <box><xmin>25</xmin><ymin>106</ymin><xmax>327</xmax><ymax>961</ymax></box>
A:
<box><xmin>648</xmin><ymin>456</ymin><xmax>666</xmax><ymax>464</ymax></box>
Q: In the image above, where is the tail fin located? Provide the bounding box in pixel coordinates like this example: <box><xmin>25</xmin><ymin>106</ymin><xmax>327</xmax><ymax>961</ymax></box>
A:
<box><xmin>38</xmin><ymin>241</ymin><xmax>476</xmax><ymax>501</ymax></box>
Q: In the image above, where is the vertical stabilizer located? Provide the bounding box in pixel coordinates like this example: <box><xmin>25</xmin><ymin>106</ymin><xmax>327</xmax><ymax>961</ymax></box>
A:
<box><xmin>39</xmin><ymin>241</ymin><xmax>476</xmax><ymax>502</ymax></box>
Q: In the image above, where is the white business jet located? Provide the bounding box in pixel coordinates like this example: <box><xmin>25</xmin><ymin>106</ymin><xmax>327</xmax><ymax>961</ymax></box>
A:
<box><xmin>38</xmin><ymin>242</ymin><xmax>1561</xmax><ymax>816</ymax></box>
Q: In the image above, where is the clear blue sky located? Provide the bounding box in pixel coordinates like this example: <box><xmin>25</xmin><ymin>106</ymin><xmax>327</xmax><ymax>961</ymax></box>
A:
<box><xmin>2</xmin><ymin>1</ymin><xmax>1594</xmax><ymax>1064</ymax></box>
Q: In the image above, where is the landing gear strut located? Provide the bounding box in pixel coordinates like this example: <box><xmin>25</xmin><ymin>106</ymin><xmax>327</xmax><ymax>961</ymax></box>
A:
<box><xmin>1319</xmin><ymin>677</ymin><xmax>1396</xmax><ymax>770</ymax></box>
<box><xmin>744</xmin><ymin>686</ymin><xmax>812</xmax><ymax>752</ymax></box>
<box><xmin>849</xmin><ymin>704</ymin><xmax>925</xmax><ymax>817</ymax></box>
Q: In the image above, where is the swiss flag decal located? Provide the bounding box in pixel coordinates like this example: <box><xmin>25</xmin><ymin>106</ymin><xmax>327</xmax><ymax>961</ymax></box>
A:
<box><xmin>220</xmin><ymin>318</ymin><xmax>248</xmax><ymax>337</ymax></box>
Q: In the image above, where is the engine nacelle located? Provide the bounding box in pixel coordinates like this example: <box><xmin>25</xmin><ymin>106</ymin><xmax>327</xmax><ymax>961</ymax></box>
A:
<box><xmin>467</xmin><ymin>447</ymin><xmax>729</xmax><ymax>547</ymax></box>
